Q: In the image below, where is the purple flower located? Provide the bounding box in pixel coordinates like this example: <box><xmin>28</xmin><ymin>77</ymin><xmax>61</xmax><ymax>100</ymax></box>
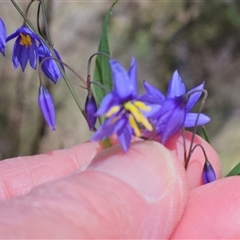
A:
<box><xmin>38</xmin><ymin>44</ymin><xmax>63</xmax><ymax>84</ymax></box>
<box><xmin>202</xmin><ymin>160</ymin><xmax>216</xmax><ymax>184</ymax></box>
<box><xmin>38</xmin><ymin>85</ymin><xmax>56</xmax><ymax>131</ymax></box>
<box><xmin>91</xmin><ymin>58</ymin><xmax>153</xmax><ymax>152</ymax></box>
<box><xmin>142</xmin><ymin>70</ymin><xmax>210</xmax><ymax>143</ymax></box>
<box><xmin>0</xmin><ymin>18</ymin><xmax>6</xmax><ymax>56</ymax></box>
<box><xmin>6</xmin><ymin>25</ymin><xmax>39</xmax><ymax>71</ymax></box>
<box><xmin>85</xmin><ymin>93</ymin><xmax>98</xmax><ymax>131</ymax></box>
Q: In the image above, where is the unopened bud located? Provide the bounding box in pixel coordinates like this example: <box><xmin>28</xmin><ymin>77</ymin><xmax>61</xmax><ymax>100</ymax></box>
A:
<box><xmin>85</xmin><ymin>94</ymin><xmax>97</xmax><ymax>131</ymax></box>
<box><xmin>38</xmin><ymin>85</ymin><xmax>56</xmax><ymax>131</ymax></box>
<box><xmin>202</xmin><ymin>160</ymin><xmax>216</xmax><ymax>184</ymax></box>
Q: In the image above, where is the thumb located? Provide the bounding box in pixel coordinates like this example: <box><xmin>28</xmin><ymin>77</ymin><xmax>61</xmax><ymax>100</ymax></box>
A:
<box><xmin>0</xmin><ymin>141</ymin><xmax>188</xmax><ymax>239</ymax></box>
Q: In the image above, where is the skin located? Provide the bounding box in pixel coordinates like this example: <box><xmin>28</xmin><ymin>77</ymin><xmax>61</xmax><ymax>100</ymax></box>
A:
<box><xmin>0</xmin><ymin>132</ymin><xmax>239</xmax><ymax>239</ymax></box>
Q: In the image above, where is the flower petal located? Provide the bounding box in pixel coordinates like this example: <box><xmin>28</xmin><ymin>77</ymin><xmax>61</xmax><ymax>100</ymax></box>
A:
<box><xmin>184</xmin><ymin>113</ymin><xmax>210</xmax><ymax>128</ymax></box>
<box><xmin>117</xmin><ymin>122</ymin><xmax>132</xmax><ymax>152</ymax></box>
<box><xmin>12</xmin><ymin>39</ymin><xmax>21</xmax><ymax>69</ymax></box>
<box><xmin>92</xmin><ymin>115</ymin><xmax>127</xmax><ymax>141</ymax></box>
<box><xmin>186</xmin><ymin>82</ymin><xmax>205</xmax><ymax>111</ymax></box>
<box><xmin>95</xmin><ymin>92</ymin><xmax>119</xmax><ymax>116</ymax></box>
<box><xmin>28</xmin><ymin>40</ymin><xmax>37</xmax><ymax>69</ymax></box>
<box><xmin>143</xmin><ymin>80</ymin><xmax>165</xmax><ymax>103</ymax></box>
<box><xmin>155</xmin><ymin>98</ymin><xmax>186</xmax><ymax>144</ymax></box>
<box><xmin>110</xmin><ymin>59</ymin><xmax>135</xmax><ymax>101</ymax></box>
<box><xmin>167</xmin><ymin>70</ymin><xmax>186</xmax><ymax>98</ymax></box>
<box><xmin>128</xmin><ymin>58</ymin><xmax>137</xmax><ymax>97</ymax></box>
<box><xmin>0</xmin><ymin>18</ymin><xmax>6</xmax><ymax>56</ymax></box>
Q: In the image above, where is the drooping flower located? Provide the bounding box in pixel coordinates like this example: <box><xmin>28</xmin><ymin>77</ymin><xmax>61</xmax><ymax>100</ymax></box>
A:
<box><xmin>202</xmin><ymin>160</ymin><xmax>216</xmax><ymax>184</ymax></box>
<box><xmin>85</xmin><ymin>93</ymin><xmax>98</xmax><ymax>131</ymax></box>
<box><xmin>38</xmin><ymin>44</ymin><xmax>64</xmax><ymax>84</ymax></box>
<box><xmin>142</xmin><ymin>70</ymin><xmax>210</xmax><ymax>143</ymax></box>
<box><xmin>91</xmin><ymin>58</ymin><xmax>153</xmax><ymax>152</ymax></box>
<box><xmin>0</xmin><ymin>18</ymin><xmax>7</xmax><ymax>56</ymax></box>
<box><xmin>38</xmin><ymin>85</ymin><xmax>56</xmax><ymax>131</ymax></box>
<box><xmin>6</xmin><ymin>25</ymin><xmax>39</xmax><ymax>71</ymax></box>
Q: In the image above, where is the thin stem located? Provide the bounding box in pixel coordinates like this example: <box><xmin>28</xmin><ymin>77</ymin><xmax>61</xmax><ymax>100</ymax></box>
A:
<box><xmin>90</xmin><ymin>80</ymin><xmax>110</xmax><ymax>93</ymax></box>
<box><xmin>182</xmin><ymin>127</ymin><xmax>187</xmax><ymax>165</ymax></box>
<box><xmin>39</xmin><ymin>56</ymin><xmax>87</xmax><ymax>88</ymax></box>
<box><xmin>190</xmin><ymin>143</ymin><xmax>208</xmax><ymax>164</ymax></box>
<box><xmin>87</xmin><ymin>52</ymin><xmax>110</xmax><ymax>79</ymax></box>
<box><xmin>87</xmin><ymin>52</ymin><xmax>110</xmax><ymax>94</ymax></box>
<box><xmin>39</xmin><ymin>0</ymin><xmax>53</xmax><ymax>46</ymax></box>
<box><xmin>37</xmin><ymin>1</ymin><xmax>42</xmax><ymax>36</ymax></box>
<box><xmin>185</xmin><ymin>89</ymin><xmax>208</xmax><ymax>169</ymax></box>
<box><xmin>24</xmin><ymin>0</ymin><xmax>38</xmax><ymax>24</ymax></box>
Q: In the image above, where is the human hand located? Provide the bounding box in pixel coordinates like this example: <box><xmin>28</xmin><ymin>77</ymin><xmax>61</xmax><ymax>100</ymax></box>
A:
<box><xmin>0</xmin><ymin>132</ymin><xmax>239</xmax><ymax>239</ymax></box>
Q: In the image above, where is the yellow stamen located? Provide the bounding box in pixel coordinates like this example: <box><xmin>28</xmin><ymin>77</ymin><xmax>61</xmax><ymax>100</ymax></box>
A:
<box><xmin>105</xmin><ymin>105</ymin><xmax>120</xmax><ymax>118</ymax></box>
<box><xmin>124</xmin><ymin>101</ymin><xmax>153</xmax><ymax>132</ymax></box>
<box><xmin>124</xmin><ymin>102</ymin><xmax>142</xmax><ymax>122</ymax></box>
<box><xmin>134</xmin><ymin>101</ymin><xmax>151</xmax><ymax>111</ymax></box>
<box><xmin>139</xmin><ymin>116</ymin><xmax>153</xmax><ymax>131</ymax></box>
<box><xmin>19</xmin><ymin>33</ymin><xmax>32</xmax><ymax>47</ymax></box>
<box><xmin>128</xmin><ymin>115</ymin><xmax>141</xmax><ymax>137</ymax></box>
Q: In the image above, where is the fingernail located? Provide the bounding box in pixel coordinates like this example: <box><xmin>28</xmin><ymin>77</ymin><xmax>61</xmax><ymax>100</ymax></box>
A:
<box><xmin>87</xmin><ymin>141</ymin><xmax>183</xmax><ymax>201</ymax></box>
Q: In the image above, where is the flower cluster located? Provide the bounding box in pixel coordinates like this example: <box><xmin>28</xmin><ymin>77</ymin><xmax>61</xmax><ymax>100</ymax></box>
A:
<box><xmin>0</xmin><ymin>20</ymin><xmax>63</xmax><ymax>83</ymax></box>
<box><xmin>0</xmin><ymin>18</ymin><xmax>65</xmax><ymax>130</ymax></box>
<box><xmin>89</xmin><ymin>58</ymin><xmax>210</xmax><ymax>152</ymax></box>
<box><xmin>0</xmin><ymin>2</ymin><xmax>217</xmax><ymax>185</ymax></box>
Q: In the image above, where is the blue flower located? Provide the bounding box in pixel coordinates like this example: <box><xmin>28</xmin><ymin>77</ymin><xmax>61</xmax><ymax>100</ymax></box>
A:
<box><xmin>0</xmin><ymin>18</ymin><xmax>7</xmax><ymax>56</ymax></box>
<box><xmin>142</xmin><ymin>70</ymin><xmax>210</xmax><ymax>143</ymax></box>
<box><xmin>91</xmin><ymin>58</ymin><xmax>153</xmax><ymax>152</ymax></box>
<box><xmin>6</xmin><ymin>25</ymin><xmax>39</xmax><ymax>71</ymax></box>
<box><xmin>38</xmin><ymin>44</ymin><xmax>63</xmax><ymax>84</ymax></box>
<box><xmin>38</xmin><ymin>85</ymin><xmax>56</xmax><ymax>131</ymax></box>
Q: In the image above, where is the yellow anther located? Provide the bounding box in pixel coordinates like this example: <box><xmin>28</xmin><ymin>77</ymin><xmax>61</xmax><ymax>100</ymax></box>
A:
<box><xmin>124</xmin><ymin>102</ymin><xmax>142</xmax><ymax>122</ymax></box>
<box><xmin>124</xmin><ymin>101</ymin><xmax>153</xmax><ymax>132</ymax></box>
<box><xmin>128</xmin><ymin>115</ymin><xmax>141</xmax><ymax>137</ymax></box>
<box><xmin>139</xmin><ymin>117</ymin><xmax>153</xmax><ymax>131</ymax></box>
<box><xmin>105</xmin><ymin>105</ymin><xmax>120</xmax><ymax>118</ymax></box>
<box><xmin>19</xmin><ymin>33</ymin><xmax>32</xmax><ymax>47</ymax></box>
<box><xmin>134</xmin><ymin>101</ymin><xmax>151</xmax><ymax>111</ymax></box>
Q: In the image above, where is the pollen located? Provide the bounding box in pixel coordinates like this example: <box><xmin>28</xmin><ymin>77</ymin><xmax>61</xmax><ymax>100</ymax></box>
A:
<box><xmin>19</xmin><ymin>33</ymin><xmax>32</xmax><ymax>47</ymax></box>
<box><xmin>105</xmin><ymin>105</ymin><xmax>120</xmax><ymax>118</ymax></box>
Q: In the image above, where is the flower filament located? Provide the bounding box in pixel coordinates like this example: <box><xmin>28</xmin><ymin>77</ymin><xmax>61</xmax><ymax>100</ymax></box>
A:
<box><xmin>19</xmin><ymin>33</ymin><xmax>32</xmax><ymax>47</ymax></box>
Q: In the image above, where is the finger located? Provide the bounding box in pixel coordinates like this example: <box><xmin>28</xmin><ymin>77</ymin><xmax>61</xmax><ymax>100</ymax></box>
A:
<box><xmin>165</xmin><ymin>131</ymin><xmax>222</xmax><ymax>189</ymax></box>
<box><xmin>171</xmin><ymin>177</ymin><xmax>240</xmax><ymax>239</ymax></box>
<box><xmin>0</xmin><ymin>141</ymin><xmax>188</xmax><ymax>239</ymax></box>
<box><xmin>0</xmin><ymin>141</ymin><xmax>102</xmax><ymax>200</ymax></box>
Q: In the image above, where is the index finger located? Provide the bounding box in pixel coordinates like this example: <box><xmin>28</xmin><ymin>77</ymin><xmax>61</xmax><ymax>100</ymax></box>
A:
<box><xmin>0</xmin><ymin>141</ymin><xmax>102</xmax><ymax>200</ymax></box>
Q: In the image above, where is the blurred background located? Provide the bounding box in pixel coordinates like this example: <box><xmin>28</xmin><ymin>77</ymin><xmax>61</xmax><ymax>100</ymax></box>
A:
<box><xmin>0</xmin><ymin>0</ymin><xmax>240</xmax><ymax>175</ymax></box>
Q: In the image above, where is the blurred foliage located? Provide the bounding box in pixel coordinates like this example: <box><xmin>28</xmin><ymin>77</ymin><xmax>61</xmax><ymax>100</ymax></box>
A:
<box><xmin>0</xmin><ymin>0</ymin><xmax>240</xmax><ymax>175</ymax></box>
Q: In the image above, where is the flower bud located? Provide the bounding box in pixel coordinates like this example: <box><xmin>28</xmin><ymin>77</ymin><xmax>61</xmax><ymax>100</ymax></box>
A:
<box><xmin>85</xmin><ymin>94</ymin><xmax>97</xmax><ymax>131</ymax></box>
<box><xmin>38</xmin><ymin>85</ymin><xmax>56</xmax><ymax>131</ymax></box>
<box><xmin>202</xmin><ymin>160</ymin><xmax>216</xmax><ymax>184</ymax></box>
<box><xmin>38</xmin><ymin>44</ymin><xmax>64</xmax><ymax>84</ymax></box>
